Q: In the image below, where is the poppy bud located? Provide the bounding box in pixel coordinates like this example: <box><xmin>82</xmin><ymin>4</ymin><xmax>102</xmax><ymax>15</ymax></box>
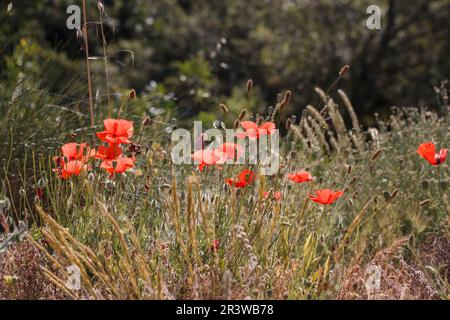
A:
<box><xmin>285</xmin><ymin>118</ymin><xmax>292</xmax><ymax>131</ymax></box>
<box><xmin>19</xmin><ymin>188</ymin><xmax>26</xmax><ymax>198</ymax></box>
<box><xmin>257</xmin><ymin>115</ymin><xmax>264</xmax><ymax>126</ymax></box>
<box><xmin>98</xmin><ymin>1</ymin><xmax>105</xmax><ymax>13</ymax></box>
<box><xmin>0</xmin><ymin>197</ymin><xmax>11</xmax><ymax>211</ymax></box>
<box><xmin>291</xmin><ymin>115</ymin><xmax>297</xmax><ymax>124</ymax></box>
<box><xmin>281</xmin><ymin>90</ymin><xmax>292</xmax><ymax>107</ymax></box>
<box><xmin>128</xmin><ymin>143</ymin><xmax>141</xmax><ymax>155</ymax></box>
<box><xmin>143</xmin><ymin>116</ymin><xmax>152</xmax><ymax>126</ymax></box>
<box><xmin>339</xmin><ymin>65</ymin><xmax>350</xmax><ymax>77</ymax></box>
<box><xmin>88</xmin><ymin>173</ymin><xmax>95</xmax><ymax>183</ymax></box>
<box><xmin>129</xmin><ymin>89</ymin><xmax>136</xmax><ymax>99</ymax></box>
<box><xmin>37</xmin><ymin>177</ymin><xmax>47</xmax><ymax>189</ymax></box>
<box><xmin>277</xmin><ymin>93</ymin><xmax>283</xmax><ymax>102</ymax></box>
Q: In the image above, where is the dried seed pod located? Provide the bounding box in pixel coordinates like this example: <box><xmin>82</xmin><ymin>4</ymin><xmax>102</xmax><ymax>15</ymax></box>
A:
<box><xmin>285</xmin><ymin>118</ymin><xmax>292</xmax><ymax>131</ymax></box>
<box><xmin>129</xmin><ymin>89</ymin><xmax>136</xmax><ymax>99</ymax></box>
<box><xmin>282</xmin><ymin>90</ymin><xmax>292</xmax><ymax>106</ymax></box>
<box><xmin>238</xmin><ymin>109</ymin><xmax>247</xmax><ymax>120</ymax></box>
<box><xmin>390</xmin><ymin>189</ymin><xmax>399</xmax><ymax>199</ymax></box>
<box><xmin>220</xmin><ymin>103</ymin><xmax>229</xmax><ymax>115</ymax></box>
<box><xmin>234</xmin><ymin>119</ymin><xmax>240</xmax><ymax>129</ymax></box>
<box><xmin>371</xmin><ymin>149</ymin><xmax>382</xmax><ymax>161</ymax></box>
<box><xmin>419</xmin><ymin>199</ymin><xmax>432</xmax><ymax>206</ymax></box>
<box><xmin>247</xmin><ymin>79</ymin><xmax>253</xmax><ymax>94</ymax></box>
<box><xmin>339</xmin><ymin>65</ymin><xmax>350</xmax><ymax>77</ymax></box>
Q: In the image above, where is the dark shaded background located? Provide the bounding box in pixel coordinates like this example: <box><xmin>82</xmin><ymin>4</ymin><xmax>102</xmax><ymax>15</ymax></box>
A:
<box><xmin>1</xmin><ymin>0</ymin><xmax>449</xmax><ymax>125</ymax></box>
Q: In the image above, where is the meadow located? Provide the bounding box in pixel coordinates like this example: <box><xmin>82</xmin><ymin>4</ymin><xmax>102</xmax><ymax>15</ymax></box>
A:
<box><xmin>1</xmin><ymin>76</ymin><xmax>449</xmax><ymax>299</ymax></box>
<box><xmin>0</xmin><ymin>1</ymin><xmax>449</xmax><ymax>300</ymax></box>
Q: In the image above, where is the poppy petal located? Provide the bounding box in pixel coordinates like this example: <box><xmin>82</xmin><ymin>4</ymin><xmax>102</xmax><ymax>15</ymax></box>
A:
<box><xmin>310</xmin><ymin>189</ymin><xmax>343</xmax><ymax>205</ymax></box>
<box><xmin>240</xmin><ymin>121</ymin><xmax>259</xmax><ymax>131</ymax></box>
<box><xmin>438</xmin><ymin>148</ymin><xmax>448</xmax><ymax>164</ymax></box>
<box><xmin>259</xmin><ymin>122</ymin><xmax>276</xmax><ymax>135</ymax></box>
<box><xmin>61</xmin><ymin>143</ymin><xmax>78</xmax><ymax>160</ymax></box>
<box><xmin>96</xmin><ymin>131</ymin><xmax>108</xmax><ymax>142</ymax></box>
<box><xmin>417</xmin><ymin>142</ymin><xmax>437</xmax><ymax>165</ymax></box>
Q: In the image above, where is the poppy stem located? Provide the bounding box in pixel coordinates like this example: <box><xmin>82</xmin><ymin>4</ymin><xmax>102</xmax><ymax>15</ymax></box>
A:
<box><xmin>137</xmin><ymin>123</ymin><xmax>145</xmax><ymax>146</ymax></box>
<box><xmin>82</xmin><ymin>0</ymin><xmax>95</xmax><ymax>128</ymax></box>
<box><xmin>436</xmin><ymin>166</ymin><xmax>448</xmax><ymax>216</ymax></box>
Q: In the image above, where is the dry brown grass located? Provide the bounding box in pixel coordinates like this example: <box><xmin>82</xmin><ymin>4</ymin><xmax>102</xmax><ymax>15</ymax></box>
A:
<box><xmin>338</xmin><ymin>234</ymin><xmax>449</xmax><ymax>300</ymax></box>
<box><xmin>0</xmin><ymin>240</ymin><xmax>65</xmax><ymax>300</ymax></box>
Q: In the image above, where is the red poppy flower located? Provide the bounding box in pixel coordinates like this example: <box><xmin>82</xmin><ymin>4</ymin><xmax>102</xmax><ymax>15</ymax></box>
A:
<box><xmin>95</xmin><ymin>144</ymin><xmax>122</xmax><ymax>161</ymax></box>
<box><xmin>35</xmin><ymin>187</ymin><xmax>44</xmax><ymax>199</ymax></box>
<box><xmin>55</xmin><ymin>160</ymin><xmax>85</xmax><ymax>179</ymax></box>
<box><xmin>236</xmin><ymin>121</ymin><xmax>276</xmax><ymax>139</ymax></box>
<box><xmin>286</xmin><ymin>171</ymin><xmax>314</xmax><ymax>183</ymax></box>
<box><xmin>60</xmin><ymin>143</ymin><xmax>95</xmax><ymax>162</ymax></box>
<box><xmin>211</xmin><ymin>240</ymin><xmax>219</xmax><ymax>253</ymax></box>
<box><xmin>191</xmin><ymin>149</ymin><xmax>225</xmax><ymax>171</ymax></box>
<box><xmin>96</xmin><ymin>119</ymin><xmax>134</xmax><ymax>144</ymax></box>
<box><xmin>417</xmin><ymin>142</ymin><xmax>448</xmax><ymax>166</ymax></box>
<box><xmin>218</xmin><ymin>143</ymin><xmax>243</xmax><ymax>161</ymax></box>
<box><xmin>263</xmin><ymin>191</ymin><xmax>282</xmax><ymax>201</ymax></box>
<box><xmin>226</xmin><ymin>169</ymin><xmax>255</xmax><ymax>188</ymax></box>
<box><xmin>309</xmin><ymin>189</ymin><xmax>344</xmax><ymax>205</ymax></box>
<box><xmin>100</xmin><ymin>156</ymin><xmax>135</xmax><ymax>175</ymax></box>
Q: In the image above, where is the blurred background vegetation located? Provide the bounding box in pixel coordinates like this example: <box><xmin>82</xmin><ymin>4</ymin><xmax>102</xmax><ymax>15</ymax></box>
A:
<box><xmin>0</xmin><ymin>0</ymin><xmax>449</xmax><ymax>127</ymax></box>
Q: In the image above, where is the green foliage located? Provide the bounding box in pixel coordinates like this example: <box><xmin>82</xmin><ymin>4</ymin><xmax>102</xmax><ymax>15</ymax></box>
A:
<box><xmin>1</xmin><ymin>0</ymin><xmax>449</xmax><ymax>125</ymax></box>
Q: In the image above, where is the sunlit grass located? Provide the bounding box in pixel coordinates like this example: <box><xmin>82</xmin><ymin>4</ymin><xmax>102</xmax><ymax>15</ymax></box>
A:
<box><xmin>1</xmin><ymin>80</ymin><xmax>448</xmax><ymax>299</ymax></box>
